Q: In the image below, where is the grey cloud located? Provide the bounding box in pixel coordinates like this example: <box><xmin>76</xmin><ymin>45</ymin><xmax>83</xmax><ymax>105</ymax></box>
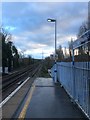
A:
<box><xmin>2</xmin><ymin>2</ymin><xmax>88</xmax><ymax>58</ymax></box>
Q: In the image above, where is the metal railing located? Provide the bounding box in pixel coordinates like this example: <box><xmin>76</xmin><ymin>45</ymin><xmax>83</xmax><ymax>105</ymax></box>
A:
<box><xmin>55</xmin><ymin>61</ymin><xmax>90</xmax><ymax>119</ymax></box>
<box><xmin>51</xmin><ymin>40</ymin><xmax>90</xmax><ymax>119</ymax></box>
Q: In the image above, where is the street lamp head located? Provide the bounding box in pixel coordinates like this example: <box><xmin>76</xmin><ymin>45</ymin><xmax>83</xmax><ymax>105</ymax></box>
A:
<box><xmin>47</xmin><ymin>19</ymin><xmax>52</xmax><ymax>22</ymax></box>
<box><xmin>47</xmin><ymin>18</ymin><xmax>56</xmax><ymax>22</ymax></box>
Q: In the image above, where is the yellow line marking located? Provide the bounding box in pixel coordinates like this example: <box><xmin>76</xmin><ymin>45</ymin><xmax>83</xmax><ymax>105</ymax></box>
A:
<box><xmin>18</xmin><ymin>85</ymin><xmax>35</xmax><ymax>119</ymax></box>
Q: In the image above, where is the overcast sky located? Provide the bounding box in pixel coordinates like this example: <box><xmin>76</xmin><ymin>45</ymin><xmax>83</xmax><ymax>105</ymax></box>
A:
<box><xmin>2</xmin><ymin>2</ymin><xmax>88</xmax><ymax>59</ymax></box>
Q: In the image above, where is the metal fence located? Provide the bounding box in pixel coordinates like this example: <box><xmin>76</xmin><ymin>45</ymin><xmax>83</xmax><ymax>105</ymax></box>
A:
<box><xmin>55</xmin><ymin>61</ymin><xmax>90</xmax><ymax>119</ymax></box>
<box><xmin>51</xmin><ymin>40</ymin><xmax>90</xmax><ymax>119</ymax></box>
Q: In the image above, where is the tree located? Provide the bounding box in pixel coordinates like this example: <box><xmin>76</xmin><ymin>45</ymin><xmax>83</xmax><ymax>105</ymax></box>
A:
<box><xmin>12</xmin><ymin>45</ymin><xmax>19</xmax><ymax>68</ymax></box>
<box><xmin>45</xmin><ymin>56</ymin><xmax>53</xmax><ymax>69</ymax></box>
<box><xmin>77</xmin><ymin>21</ymin><xmax>88</xmax><ymax>38</ymax></box>
<box><xmin>28</xmin><ymin>55</ymin><xmax>32</xmax><ymax>65</ymax></box>
<box><xmin>1</xmin><ymin>28</ymin><xmax>9</xmax><ymax>73</ymax></box>
<box><xmin>77</xmin><ymin>21</ymin><xmax>88</xmax><ymax>56</ymax></box>
<box><xmin>1</xmin><ymin>33</ymin><xmax>7</xmax><ymax>73</ymax></box>
<box><xmin>56</xmin><ymin>45</ymin><xmax>64</xmax><ymax>61</ymax></box>
<box><xmin>7</xmin><ymin>41</ymin><xmax>13</xmax><ymax>72</ymax></box>
<box><xmin>68</xmin><ymin>38</ymin><xmax>73</xmax><ymax>57</ymax></box>
<box><xmin>1</xmin><ymin>26</ymin><xmax>19</xmax><ymax>73</ymax></box>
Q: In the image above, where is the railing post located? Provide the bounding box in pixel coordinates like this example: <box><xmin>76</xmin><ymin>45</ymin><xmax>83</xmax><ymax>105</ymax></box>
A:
<box><xmin>72</xmin><ymin>48</ymin><xmax>75</xmax><ymax>102</ymax></box>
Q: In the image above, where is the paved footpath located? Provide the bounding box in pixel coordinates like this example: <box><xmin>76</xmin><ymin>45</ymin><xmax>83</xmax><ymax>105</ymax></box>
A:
<box><xmin>17</xmin><ymin>77</ymin><xmax>87</xmax><ymax>119</ymax></box>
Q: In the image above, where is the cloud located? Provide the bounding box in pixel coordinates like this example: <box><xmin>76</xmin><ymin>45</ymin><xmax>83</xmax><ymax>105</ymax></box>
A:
<box><xmin>2</xmin><ymin>2</ymin><xmax>88</xmax><ymax>58</ymax></box>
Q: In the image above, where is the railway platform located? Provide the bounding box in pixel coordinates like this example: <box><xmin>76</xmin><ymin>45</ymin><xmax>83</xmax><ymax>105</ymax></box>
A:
<box><xmin>13</xmin><ymin>77</ymin><xmax>87</xmax><ymax>119</ymax></box>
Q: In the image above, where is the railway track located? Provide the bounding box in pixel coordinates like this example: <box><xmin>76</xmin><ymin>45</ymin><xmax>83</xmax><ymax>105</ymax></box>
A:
<box><xmin>2</xmin><ymin>62</ymin><xmax>42</xmax><ymax>92</ymax></box>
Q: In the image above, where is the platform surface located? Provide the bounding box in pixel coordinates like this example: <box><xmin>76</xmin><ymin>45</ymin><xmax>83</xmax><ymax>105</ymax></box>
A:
<box><xmin>18</xmin><ymin>77</ymin><xmax>86</xmax><ymax>118</ymax></box>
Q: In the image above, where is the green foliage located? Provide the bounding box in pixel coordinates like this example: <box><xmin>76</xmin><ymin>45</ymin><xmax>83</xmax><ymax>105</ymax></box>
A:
<box><xmin>12</xmin><ymin>45</ymin><xmax>19</xmax><ymax>68</ymax></box>
<box><xmin>39</xmin><ymin>62</ymin><xmax>50</xmax><ymax>77</ymax></box>
<box><xmin>1</xmin><ymin>27</ymin><xmax>20</xmax><ymax>73</ymax></box>
<box><xmin>45</xmin><ymin>57</ymin><xmax>54</xmax><ymax>69</ymax></box>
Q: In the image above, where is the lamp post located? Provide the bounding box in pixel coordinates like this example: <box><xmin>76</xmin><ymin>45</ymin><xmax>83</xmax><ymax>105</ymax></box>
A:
<box><xmin>47</xmin><ymin>18</ymin><xmax>57</xmax><ymax>83</ymax></box>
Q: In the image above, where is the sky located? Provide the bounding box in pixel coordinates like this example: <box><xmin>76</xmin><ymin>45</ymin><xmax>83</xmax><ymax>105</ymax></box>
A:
<box><xmin>2</xmin><ymin>2</ymin><xmax>88</xmax><ymax>59</ymax></box>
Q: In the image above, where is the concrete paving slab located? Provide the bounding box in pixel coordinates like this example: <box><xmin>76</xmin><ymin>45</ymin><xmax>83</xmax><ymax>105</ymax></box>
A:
<box><xmin>23</xmin><ymin>78</ymin><xmax>86</xmax><ymax>118</ymax></box>
<box><xmin>33</xmin><ymin>77</ymin><xmax>54</xmax><ymax>87</ymax></box>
